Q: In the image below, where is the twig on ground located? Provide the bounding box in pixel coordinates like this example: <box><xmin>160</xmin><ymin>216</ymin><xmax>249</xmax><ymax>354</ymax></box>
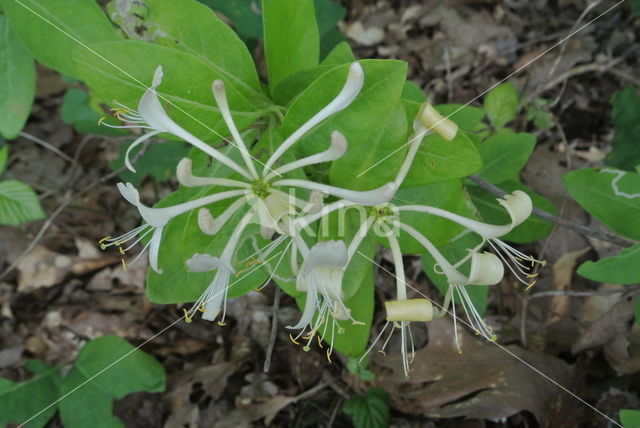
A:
<box><xmin>19</xmin><ymin>132</ymin><xmax>77</xmax><ymax>165</ymax></box>
<box><xmin>468</xmin><ymin>175</ymin><xmax>636</xmax><ymax>248</ymax></box>
<box><xmin>263</xmin><ymin>285</ymin><xmax>282</xmax><ymax>373</ymax></box>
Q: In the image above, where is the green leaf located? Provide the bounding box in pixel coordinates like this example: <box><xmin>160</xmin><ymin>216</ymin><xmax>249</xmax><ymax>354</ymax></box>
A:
<box><xmin>0</xmin><ymin>0</ymin><xmax>119</xmax><ymax>79</ymax></box>
<box><xmin>0</xmin><ymin>145</ymin><xmax>7</xmax><ymax>174</ymax></box>
<box><xmin>272</xmin><ymin>65</ymin><xmax>335</xmax><ymax>106</ymax></box>
<box><xmin>392</xmin><ymin>180</ymin><xmax>475</xmax><ymax>253</ymax></box>
<box><xmin>0</xmin><ymin>179</ymin><xmax>45</xmax><ymax>226</ymax></box>
<box><xmin>280</xmin><ymin>60</ymin><xmax>407</xmax><ymax>186</ymax></box>
<box><xmin>435</xmin><ymin>103</ymin><xmax>486</xmax><ymax>131</ymax></box>
<box><xmin>59</xmin><ymin>336</ymin><xmax>165</xmax><ymax>428</ymax></box>
<box><xmin>577</xmin><ymin>243</ymin><xmax>640</xmax><ymax>285</ymax></box>
<box><xmin>606</xmin><ymin>86</ymin><xmax>640</xmax><ymax>171</ymax></box>
<box><xmin>484</xmin><ymin>82</ymin><xmax>519</xmax><ymax>128</ymax></box>
<box><xmin>476</xmin><ymin>133</ymin><xmax>536</xmax><ymax>183</ymax></box>
<box><xmin>137</xmin><ymin>0</ymin><xmax>261</xmax><ymax>91</ymax></box>
<box><xmin>71</xmin><ymin>40</ymin><xmax>267</xmax><ymax>141</ymax></box>
<box><xmin>346</xmin><ymin>357</ymin><xmax>375</xmax><ymax>381</ymax></box>
<box><xmin>421</xmin><ymin>231</ymin><xmax>489</xmax><ymax>315</ymax></box>
<box><xmin>0</xmin><ymin>361</ymin><xmax>61</xmax><ymax>428</ymax></box>
<box><xmin>402</xmin><ymin>131</ymin><xmax>483</xmax><ymax>187</ymax></box>
<box><xmin>467</xmin><ymin>180</ymin><xmax>555</xmax><ymax>243</ymax></box>
<box><xmin>564</xmin><ymin>168</ymin><xmax>640</xmax><ymax>240</ymax></box>
<box><xmin>342</xmin><ymin>388</ymin><xmax>390</xmax><ymax>428</ymax></box>
<box><xmin>0</xmin><ymin>14</ymin><xmax>35</xmax><ymax>139</ymax></box>
<box><xmin>320</xmin><ymin>40</ymin><xmax>355</xmax><ymax>66</ymax></box>
<box><xmin>263</xmin><ymin>0</ymin><xmax>319</xmax><ymax>89</ymax></box>
<box><xmin>61</xmin><ymin>88</ymin><xmax>125</xmax><ymax>136</ymax></box>
<box><xmin>620</xmin><ymin>409</ymin><xmax>640</xmax><ymax>428</ymax></box>
<box><xmin>313</xmin><ymin>0</ymin><xmax>345</xmax><ymax>36</ymax></box>
<box><xmin>109</xmin><ymin>140</ymin><xmax>191</xmax><ymax>185</ymax></box>
<box><xmin>330</xmin><ymin>103</ymin><xmax>408</xmax><ymax>190</ymax></box>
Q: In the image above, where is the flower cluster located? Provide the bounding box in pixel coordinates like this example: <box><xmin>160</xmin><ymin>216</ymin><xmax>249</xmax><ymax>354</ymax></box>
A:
<box><xmin>101</xmin><ymin>64</ymin><xmax>543</xmax><ymax>375</ymax></box>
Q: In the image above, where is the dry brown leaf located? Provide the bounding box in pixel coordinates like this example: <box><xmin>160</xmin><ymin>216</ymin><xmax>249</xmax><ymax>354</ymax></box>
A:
<box><xmin>164</xmin><ymin>361</ymin><xmax>243</xmax><ymax>428</ymax></box>
<box><xmin>362</xmin><ymin>317</ymin><xmax>576</xmax><ymax>426</ymax></box>
<box><xmin>572</xmin><ymin>295</ymin><xmax>640</xmax><ymax>374</ymax></box>
<box><xmin>16</xmin><ymin>244</ymin><xmax>119</xmax><ymax>293</ymax></box>
<box><xmin>547</xmin><ymin>247</ymin><xmax>589</xmax><ymax>325</ymax></box>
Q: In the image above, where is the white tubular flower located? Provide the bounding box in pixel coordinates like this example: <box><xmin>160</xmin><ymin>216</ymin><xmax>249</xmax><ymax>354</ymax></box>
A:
<box><xmin>272</xmin><ymin>179</ymin><xmax>396</xmax><ymax>207</ymax></box>
<box><xmin>264</xmin><ymin>62</ymin><xmax>365</xmax><ymax>172</ymax></box>
<box><xmin>100</xmin><ymin>183</ymin><xmax>245</xmax><ymax>274</ymax></box>
<box><xmin>360</xmin><ymin>298</ymin><xmax>433</xmax><ymax>377</ymax></box>
<box><xmin>288</xmin><ymin>240</ymin><xmax>362</xmax><ymax>360</ymax></box>
<box><xmin>264</xmin><ymin>131</ymin><xmax>348</xmax><ymax>180</ymax></box>
<box><xmin>101</xmin><ymin>65</ymin><xmax>254</xmax><ymax>179</ymax></box>
<box><xmin>176</xmin><ymin>158</ymin><xmax>251</xmax><ymax>188</ymax></box>
<box><xmin>211</xmin><ymin>80</ymin><xmax>259</xmax><ymax>179</ymax></box>
<box><xmin>185</xmin><ymin>254</ymin><xmax>234</xmax><ymax>322</ymax></box>
<box><xmin>186</xmin><ymin>211</ymin><xmax>254</xmax><ymax>323</ymax></box>
<box><xmin>394</xmin><ymin>221</ymin><xmax>501</xmax><ymax>352</ymax></box>
<box><xmin>398</xmin><ymin>190</ymin><xmax>544</xmax><ymax>287</ymax></box>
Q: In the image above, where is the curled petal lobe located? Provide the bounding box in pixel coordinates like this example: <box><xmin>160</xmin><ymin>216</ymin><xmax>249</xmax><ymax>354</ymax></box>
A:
<box><xmin>497</xmin><ymin>190</ymin><xmax>532</xmax><ymax>228</ymax></box>
<box><xmin>117</xmin><ymin>182</ymin><xmax>141</xmax><ymax>206</ymax></box>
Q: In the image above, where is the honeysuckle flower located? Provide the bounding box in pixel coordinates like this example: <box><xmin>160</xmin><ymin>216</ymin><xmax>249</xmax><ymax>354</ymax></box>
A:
<box><xmin>100</xmin><ymin>182</ymin><xmax>246</xmax><ymax>273</ymax></box>
<box><xmin>103</xmin><ymin>62</ymin><xmax>396</xmax><ymax>280</ymax></box>
<box><xmin>102</xmin><ymin>67</ymin><xmax>256</xmax><ymax>180</ymax></box>
<box><xmin>184</xmin><ymin>211</ymin><xmax>254</xmax><ymax>323</ymax></box>
<box><xmin>394</xmin><ymin>221</ymin><xmax>504</xmax><ymax>352</ymax></box>
<box><xmin>396</xmin><ymin>190</ymin><xmax>545</xmax><ymax>288</ymax></box>
<box><xmin>288</xmin><ymin>219</ymin><xmax>372</xmax><ymax>360</ymax></box>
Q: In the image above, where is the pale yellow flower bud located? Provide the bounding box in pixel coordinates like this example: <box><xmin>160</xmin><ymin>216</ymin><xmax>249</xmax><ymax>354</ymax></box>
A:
<box><xmin>385</xmin><ymin>298</ymin><xmax>433</xmax><ymax>322</ymax></box>
<box><xmin>418</xmin><ymin>102</ymin><xmax>458</xmax><ymax>141</ymax></box>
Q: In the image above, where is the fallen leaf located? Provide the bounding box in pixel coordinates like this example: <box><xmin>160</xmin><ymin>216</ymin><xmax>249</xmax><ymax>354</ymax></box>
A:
<box><xmin>572</xmin><ymin>295</ymin><xmax>640</xmax><ymax>375</ymax></box>
<box><xmin>362</xmin><ymin>317</ymin><xmax>577</xmax><ymax>426</ymax></box>
<box><xmin>16</xmin><ymin>244</ymin><xmax>119</xmax><ymax>293</ymax></box>
<box><xmin>547</xmin><ymin>247</ymin><xmax>590</xmax><ymax>325</ymax></box>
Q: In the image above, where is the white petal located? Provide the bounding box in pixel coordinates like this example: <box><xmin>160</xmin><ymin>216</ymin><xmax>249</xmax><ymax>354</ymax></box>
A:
<box><xmin>125</xmin><ymin>131</ymin><xmax>161</xmax><ymax>173</ymax></box>
<box><xmin>176</xmin><ymin>157</ymin><xmax>250</xmax><ymax>188</ymax></box>
<box><xmin>287</xmin><ymin>289</ymin><xmax>318</xmax><ymax>330</ymax></box>
<box><xmin>187</xmin><ymin>253</ymin><xmax>222</xmax><ymax>272</ymax></box>
<box><xmin>302</xmin><ymin>240</ymin><xmax>348</xmax><ymax>276</ymax></box>
<box><xmin>201</xmin><ymin>270</ymin><xmax>230</xmax><ymax>321</ymax></box>
<box><xmin>138</xmin><ymin>189</ymin><xmax>246</xmax><ymax>228</ymax></box>
<box><xmin>264</xmin><ymin>62</ymin><xmax>364</xmax><ymax>172</ymax></box>
<box><xmin>273</xmin><ymin>179</ymin><xmax>395</xmax><ymax>206</ymax></box>
<box><xmin>385</xmin><ymin>299</ymin><xmax>433</xmax><ymax>322</ymax></box>
<box><xmin>148</xmin><ymin>227</ymin><xmax>164</xmax><ymax>274</ymax></box>
<box><xmin>497</xmin><ymin>190</ymin><xmax>532</xmax><ymax>228</ymax></box>
<box><xmin>211</xmin><ymin>80</ymin><xmax>258</xmax><ymax>179</ymax></box>
<box><xmin>468</xmin><ymin>252</ymin><xmax>504</xmax><ymax>285</ymax></box>
<box><xmin>266</xmin><ymin>131</ymin><xmax>348</xmax><ymax>180</ymax></box>
<box><xmin>117</xmin><ymin>182</ymin><xmax>140</xmax><ymax>206</ymax></box>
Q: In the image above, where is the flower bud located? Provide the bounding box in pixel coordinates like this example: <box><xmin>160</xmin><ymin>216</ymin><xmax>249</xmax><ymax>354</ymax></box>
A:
<box><xmin>385</xmin><ymin>298</ymin><xmax>433</xmax><ymax>322</ymax></box>
<box><xmin>418</xmin><ymin>102</ymin><xmax>458</xmax><ymax>141</ymax></box>
<box><xmin>468</xmin><ymin>252</ymin><xmax>504</xmax><ymax>285</ymax></box>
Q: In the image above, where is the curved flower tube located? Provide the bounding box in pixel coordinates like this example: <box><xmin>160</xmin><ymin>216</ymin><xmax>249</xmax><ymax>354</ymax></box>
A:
<box><xmin>263</xmin><ymin>62</ymin><xmax>365</xmax><ymax>173</ymax></box>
